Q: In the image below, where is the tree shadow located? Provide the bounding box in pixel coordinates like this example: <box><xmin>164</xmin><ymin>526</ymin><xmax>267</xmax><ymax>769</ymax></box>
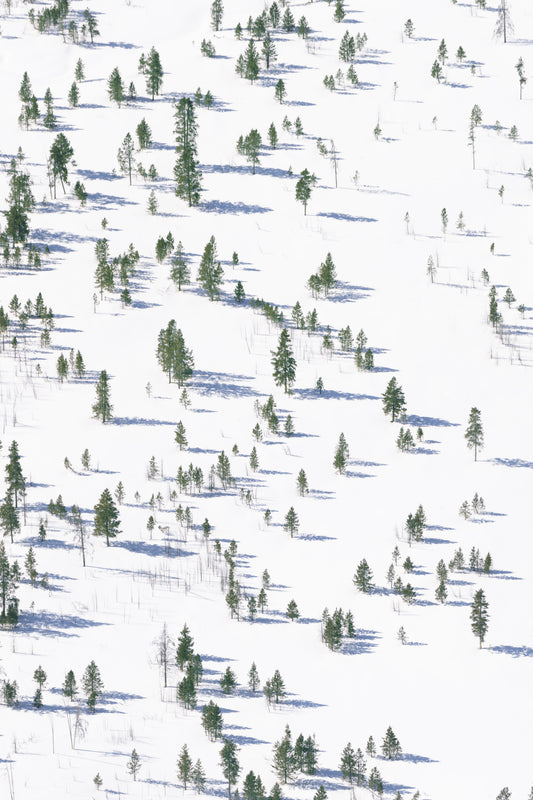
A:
<box><xmin>114</xmin><ymin>540</ymin><xmax>194</xmax><ymax>559</ymax></box>
<box><xmin>490</xmin><ymin>457</ymin><xmax>533</xmax><ymax>469</ymax></box>
<box><xmin>293</xmin><ymin>388</ymin><xmax>379</xmax><ymax>402</ymax></box>
<box><xmin>192</xmin><ymin>370</ymin><xmax>262</xmax><ymax>399</ymax></box>
<box><xmin>341</xmin><ymin>628</ymin><xmax>380</xmax><ymax>655</ymax></box>
<box><xmin>202</xmin><ymin>199</ymin><xmax>272</xmax><ymax>215</ymax></box>
<box><xmin>405</xmin><ymin>413</ymin><xmax>459</xmax><ymax>428</ymax></box>
<box><xmin>492</xmin><ymin>644</ymin><xmax>533</xmax><ymax>657</ymax></box>
<box><xmin>112</xmin><ymin>416</ymin><xmax>176</xmax><ymax>426</ymax></box>
<box><xmin>18</xmin><ymin>609</ymin><xmax>109</xmax><ymax>638</ymax></box>
<box><xmin>317</xmin><ymin>211</ymin><xmax>377</xmax><ymax>224</ymax></box>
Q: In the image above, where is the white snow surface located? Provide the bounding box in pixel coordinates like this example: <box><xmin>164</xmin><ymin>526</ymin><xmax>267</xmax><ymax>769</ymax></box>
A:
<box><xmin>0</xmin><ymin>0</ymin><xmax>533</xmax><ymax>798</ymax></box>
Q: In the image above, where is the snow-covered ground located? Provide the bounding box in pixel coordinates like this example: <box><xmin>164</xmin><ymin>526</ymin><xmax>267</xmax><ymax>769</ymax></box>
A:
<box><xmin>1</xmin><ymin>0</ymin><xmax>533</xmax><ymax>797</ymax></box>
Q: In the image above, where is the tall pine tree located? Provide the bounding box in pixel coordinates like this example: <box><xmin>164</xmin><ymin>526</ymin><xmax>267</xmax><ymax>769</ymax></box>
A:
<box><xmin>174</xmin><ymin>98</ymin><xmax>202</xmax><ymax>206</ymax></box>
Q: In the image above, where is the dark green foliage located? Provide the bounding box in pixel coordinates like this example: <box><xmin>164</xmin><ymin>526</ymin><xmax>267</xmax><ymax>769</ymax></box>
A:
<box><xmin>465</xmin><ymin>407</ymin><xmax>484</xmax><ymax>460</ymax></box>
<box><xmin>177</xmin><ymin>664</ymin><xmax>197</xmax><ymax>709</ymax></box>
<box><xmin>74</xmin><ymin>180</ymin><xmax>87</xmax><ymax>205</ymax></box>
<box><xmin>136</xmin><ymin>118</ymin><xmax>152</xmax><ymax>149</ymax></box>
<box><xmin>295</xmin><ymin>168</ymin><xmax>317</xmax><ymax>215</ymax></box>
<box><xmin>286</xmin><ymin>600</ymin><xmax>299</xmax><ymax>621</ymax></box>
<box><xmin>139</xmin><ymin>46</ymin><xmax>163</xmax><ymax>99</ymax></box>
<box><xmin>353</xmin><ymin>559</ymin><xmax>373</xmax><ymax>593</ymax></box>
<box><xmin>220</xmin><ymin>738</ymin><xmax>240</xmax><ymax>800</ymax></box>
<box><xmin>202</xmin><ymin>700</ymin><xmax>223</xmax><ymax>740</ymax></box>
<box><xmin>381</xmin><ymin>727</ymin><xmax>401</xmax><ymax>759</ymax></box>
<box><xmin>177</xmin><ymin>744</ymin><xmax>193</xmax><ymax>789</ymax></box>
<box><xmin>262</xmin><ymin>32</ymin><xmax>277</xmax><ymax>69</ymax></box>
<box><xmin>82</xmin><ymin>660</ymin><xmax>103</xmax><ymax>712</ymax></box>
<box><xmin>5</xmin><ymin>441</ymin><xmax>25</xmax><ymax>509</ymax></box>
<box><xmin>92</xmin><ymin>370</ymin><xmax>113</xmax><ymax>422</ymax></box>
<box><xmin>220</xmin><ymin>666</ymin><xmax>237</xmax><ymax>695</ymax></box>
<box><xmin>368</xmin><ymin>767</ymin><xmax>383</xmax><ymax>796</ymax></box>
<box><xmin>63</xmin><ymin>670</ymin><xmax>77</xmax><ymax>700</ymax></box>
<box><xmin>272</xmin><ymin>726</ymin><xmax>296</xmax><ymax>783</ymax></box>
<box><xmin>198</xmin><ymin>236</ymin><xmax>224</xmax><ymax>300</ymax></box>
<box><xmin>248</xmin><ymin>662</ymin><xmax>260</xmax><ymax>692</ymax></box>
<box><xmin>176</xmin><ymin>623</ymin><xmax>194</xmax><ymax>669</ymax></box>
<box><xmin>94</xmin><ymin>488</ymin><xmax>120</xmax><ymax>546</ymax></box>
<box><xmin>0</xmin><ymin>542</ymin><xmax>19</xmax><ymax>620</ymax></box>
<box><xmin>271</xmin><ymin>329</ymin><xmax>296</xmax><ymax>393</ymax></box>
<box><xmin>107</xmin><ymin>67</ymin><xmax>125</xmax><ymax>106</ymax></box>
<box><xmin>282</xmin><ymin>8</ymin><xmax>295</xmax><ymax>31</ymax></box>
<box><xmin>174</xmin><ymin>98</ymin><xmax>202</xmax><ymax>206</ymax></box>
<box><xmin>211</xmin><ymin>0</ymin><xmax>224</xmax><ymax>31</ymax></box>
<box><xmin>234</xmin><ymin>281</ymin><xmax>245</xmax><ymax>303</ymax></box>
<box><xmin>4</xmin><ymin>161</ymin><xmax>34</xmax><ymax>244</ymax></box>
<box><xmin>382</xmin><ymin>377</ymin><xmax>406</xmax><ymax>422</ymax></box>
<box><xmin>470</xmin><ymin>588</ymin><xmax>489</xmax><ymax>647</ymax></box>
<box><xmin>156</xmin><ymin>321</ymin><xmax>194</xmax><ymax>385</ymax></box>
<box><xmin>283</xmin><ymin>506</ymin><xmax>299</xmax><ymax>537</ymax></box>
<box><xmin>333</xmin><ymin>432</ymin><xmax>349</xmax><ymax>474</ymax></box>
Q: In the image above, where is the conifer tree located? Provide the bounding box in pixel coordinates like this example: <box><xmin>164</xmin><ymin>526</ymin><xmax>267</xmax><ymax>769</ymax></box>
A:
<box><xmin>262</xmin><ymin>32</ymin><xmax>277</xmax><ymax>70</ymax></box>
<box><xmin>275</xmin><ymin>79</ymin><xmax>286</xmax><ymax>103</ymax></box>
<box><xmin>94</xmin><ymin>488</ymin><xmax>120</xmax><ymax>546</ymax></box>
<box><xmin>271</xmin><ymin>329</ymin><xmax>296</xmax><ymax>393</ymax></box>
<box><xmin>283</xmin><ymin>506</ymin><xmax>299</xmax><ymax>537</ymax></box>
<box><xmin>141</xmin><ymin>47</ymin><xmax>163</xmax><ymax>99</ymax></box>
<box><xmin>92</xmin><ymin>370</ymin><xmax>113</xmax><ymax>422</ymax></box>
<box><xmin>117</xmin><ymin>133</ymin><xmax>136</xmax><ymax>185</ymax></box>
<box><xmin>470</xmin><ymin>588</ymin><xmax>489</xmax><ymax>647</ymax></box>
<box><xmin>127</xmin><ymin>749</ymin><xmax>142</xmax><ymax>781</ymax></box>
<box><xmin>353</xmin><ymin>559</ymin><xmax>373</xmax><ymax>593</ymax></box>
<box><xmin>465</xmin><ymin>407</ymin><xmax>484</xmax><ymax>461</ymax></box>
<box><xmin>248</xmin><ymin>662</ymin><xmax>260</xmax><ymax>692</ymax></box>
<box><xmin>170</xmin><ymin>242</ymin><xmax>190</xmax><ymax>289</ymax></box>
<box><xmin>82</xmin><ymin>660</ymin><xmax>104</xmax><ymax>712</ymax></box>
<box><xmin>295</xmin><ymin>169</ymin><xmax>317</xmax><ymax>215</ymax></box>
<box><xmin>62</xmin><ymin>670</ymin><xmax>77</xmax><ymax>700</ymax></box>
<box><xmin>333</xmin><ymin>432</ymin><xmax>349</xmax><ymax>474</ymax></box>
<box><xmin>176</xmin><ymin>623</ymin><xmax>194</xmax><ymax>669</ymax></box>
<box><xmin>175</xmin><ymin>421</ymin><xmax>188</xmax><ymax>450</ymax></box>
<box><xmin>381</xmin><ymin>727</ymin><xmax>401</xmax><ymax>759</ymax></box>
<box><xmin>244</xmin><ymin>39</ymin><xmax>260</xmax><ymax>83</ymax></box>
<box><xmin>178</xmin><ymin>744</ymin><xmax>194</xmax><ymax>789</ymax></box>
<box><xmin>202</xmin><ymin>700</ymin><xmax>224</xmax><ymax>740</ymax></box>
<box><xmin>107</xmin><ymin>67</ymin><xmax>125</xmax><ymax>106</ymax></box>
<box><xmin>220</xmin><ymin>739</ymin><xmax>240</xmax><ymax>800</ymax></box>
<box><xmin>174</xmin><ymin>98</ymin><xmax>202</xmax><ymax>206</ymax></box>
<box><xmin>48</xmin><ymin>134</ymin><xmax>74</xmax><ymax>198</ymax></box>
<box><xmin>333</xmin><ymin>1</ymin><xmax>345</xmax><ymax>22</ymax></box>
<box><xmin>286</xmin><ymin>600</ymin><xmax>299</xmax><ymax>621</ymax></box>
<box><xmin>5</xmin><ymin>441</ymin><xmax>25</xmax><ymax>508</ymax></box>
<box><xmin>156</xmin><ymin>321</ymin><xmax>194</xmax><ymax>385</ymax></box>
<box><xmin>382</xmin><ymin>377</ymin><xmax>406</xmax><ymax>422</ymax></box>
<box><xmin>4</xmin><ymin>161</ymin><xmax>34</xmax><ymax>245</ymax></box>
<box><xmin>84</xmin><ymin>8</ymin><xmax>100</xmax><ymax>43</ymax></box>
<box><xmin>272</xmin><ymin>726</ymin><xmax>296</xmax><ymax>783</ymax></box>
<box><xmin>211</xmin><ymin>0</ymin><xmax>224</xmax><ymax>31</ymax></box>
<box><xmin>296</xmin><ymin>469</ymin><xmax>309</xmax><ymax>495</ymax></box>
<box><xmin>25</xmin><ymin>547</ymin><xmax>38</xmax><ymax>586</ymax></box>
<box><xmin>198</xmin><ymin>236</ymin><xmax>224</xmax><ymax>300</ymax></box>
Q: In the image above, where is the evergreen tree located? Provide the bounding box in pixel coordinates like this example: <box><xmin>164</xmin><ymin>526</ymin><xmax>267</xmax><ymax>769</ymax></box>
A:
<box><xmin>283</xmin><ymin>506</ymin><xmax>299</xmax><ymax>537</ymax></box>
<box><xmin>25</xmin><ymin>547</ymin><xmax>38</xmax><ymax>586</ymax></box>
<box><xmin>220</xmin><ymin>666</ymin><xmax>237</xmax><ymax>695</ymax></box>
<box><xmin>82</xmin><ymin>660</ymin><xmax>104</xmax><ymax>712</ymax></box>
<box><xmin>202</xmin><ymin>700</ymin><xmax>224</xmax><ymax>740</ymax></box>
<box><xmin>62</xmin><ymin>670</ymin><xmax>77</xmax><ymax>700</ymax></box>
<box><xmin>262</xmin><ymin>32</ymin><xmax>277</xmax><ymax>70</ymax></box>
<box><xmin>282</xmin><ymin>8</ymin><xmax>295</xmax><ymax>32</ymax></box>
<box><xmin>295</xmin><ymin>169</ymin><xmax>317</xmax><ymax>215</ymax></box>
<box><xmin>272</xmin><ymin>726</ymin><xmax>296</xmax><ymax>783</ymax></box>
<box><xmin>275</xmin><ymin>79</ymin><xmax>286</xmax><ymax>103</ymax></box>
<box><xmin>117</xmin><ymin>133</ymin><xmax>136</xmax><ymax>185</ymax></box>
<box><xmin>220</xmin><ymin>739</ymin><xmax>240</xmax><ymax>800</ymax></box>
<box><xmin>470</xmin><ymin>588</ymin><xmax>489</xmax><ymax>647</ymax></box>
<box><xmin>4</xmin><ymin>162</ymin><xmax>34</xmax><ymax>244</ymax></box>
<box><xmin>127</xmin><ymin>749</ymin><xmax>142</xmax><ymax>781</ymax></box>
<box><xmin>156</xmin><ymin>321</ymin><xmax>194</xmax><ymax>385</ymax></box>
<box><xmin>75</xmin><ymin>58</ymin><xmax>85</xmax><ymax>81</ymax></box>
<box><xmin>175</xmin><ymin>421</ymin><xmax>188</xmax><ymax>450</ymax></box>
<box><xmin>107</xmin><ymin>67</ymin><xmax>125</xmax><ymax>106</ymax></box>
<box><xmin>296</xmin><ymin>469</ymin><xmax>308</xmax><ymax>495</ymax></box>
<box><xmin>242</xmin><ymin>129</ymin><xmax>262</xmax><ymax>174</ymax></box>
<box><xmin>192</xmin><ymin>760</ymin><xmax>206</xmax><ymax>793</ymax></box>
<box><xmin>136</xmin><ymin>118</ymin><xmax>152</xmax><ymax>150</ymax></box>
<box><xmin>211</xmin><ymin>0</ymin><xmax>224</xmax><ymax>31</ymax></box>
<box><xmin>465</xmin><ymin>407</ymin><xmax>484</xmax><ymax>461</ymax></box>
<box><xmin>142</xmin><ymin>47</ymin><xmax>163</xmax><ymax>99</ymax></box>
<box><xmin>48</xmin><ymin>134</ymin><xmax>74</xmax><ymax>198</ymax></box>
<box><xmin>368</xmin><ymin>767</ymin><xmax>383</xmax><ymax>797</ymax></box>
<box><xmin>353</xmin><ymin>559</ymin><xmax>373</xmax><ymax>593</ymax></box>
<box><xmin>177</xmin><ymin>666</ymin><xmax>197</xmax><ymax>709</ymax></box>
<box><xmin>5</xmin><ymin>441</ymin><xmax>25</xmax><ymax>508</ymax></box>
<box><xmin>198</xmin><ymin>235</ymin><xmax>224</xmax><ymax>300</ymax></box>
<box><xmin>84</xmin><ymin>8</ymin><xmax>100</xmax><ymax>43</ymax></box>
<box><xmin>271</xmin><ymin>328</ymin><xmax>296</xmax><ymax>393</ymax></box>
<box><xmin>0</xmin><ymin>542</ymin><xmax>17</xmax><ymax>619</ymax></box>
<box><xmin>382</xmin><ymin>377</ymin><xmax>406</xmax><ymax>422</ymax></box>
<box><xmin>494</xmin><ymin>0</ymin><xmax>513</xmax><ymax>43</ymax></box>
<box><xmin>170</xmin><ymin>242</ymin><xmax>191</xmax><ymax>290</ymax></box>
<box><xmin>244</xmin><ymin>39</ymin><xmax>260</xmax><ymax>83</ymax></box>
<box><xmin>333</xmin><ymin>433</ymin><xmax>349</xmax><ymax>474</ymax></box>
<box><xmin>381</xmin><ymin>727</ymin><xmax>401</xmax><ymax>759</ymax></box>
<box><xmin>286</xmin><ymin>600</ymin><xmax>299</xmax><ymax>621</ymax></box>
<box><xmin>68</xmin><ymin>81</ymin><xmax>79</xmax><ymax>107</ymax></box>
<box><xmin>176</xmin><ymin>623</ymin><xmax>194</xmax><ymax>669</ymax></box>
<box><xmin>323</xmin><ymin>615</ymin><xmax>342</xmax><ymax>651</ymax></box>
<box><xmin>174</xmin><ymin>98</ymin><xmax>202</xmax><ymax>206</ymax></box>
<box><xmin>333</xmin><ymin>1</ymin><xmax>345</xmax><ymax>23</ymax></box>
<box><xmin>92</xmin><ymin>370</ymin><xmax>113</xmax><ymax>422</ymax></box>
<box><xmin>248</xmin><ymin>662</ymin><xmax>260</xmax><ymax>692</ymax></box>
<box><xmin>94</xmin><ymin>488</ymin><xmax>120</xmax><ymax>546</ymax></box>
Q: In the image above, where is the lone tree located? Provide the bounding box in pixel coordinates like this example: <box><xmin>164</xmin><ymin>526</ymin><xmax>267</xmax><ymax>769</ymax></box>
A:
<box><xmin>127</xmin><ymin>749</ymin><xmax>142</xmax><ymax>781</ymax></box>
<box><xmin>92</xmin><ymin>370</ymin><xmax>113</xmax><ymax>423</ymax></box>
<box><xmin>283</xmin><ymin>507</ymin><xmax>299</xmax><ymax>537</ymax></box>
<box><xmin>211</xmin><ymin>0</ymin><xmax>224</xmax><ymax>31</ymax></box>
<box><xmin>494</xmin><ymin>0</ymin><xmax>513</xmax><ymax>43</ymax></box>
<box><xmin>470</xmin><ymin>588</ymin><xmax>489</xmax><ymax>647</ymax></box>
<box><xmin>174</xmin><ymin>98</ymin><xmax>202</xmax><ymax>206</ymax></box>
<box><xmin>48</xmin><ymin>134</ymin><xmax>74</xmax><ymax>198</ymax></box>
<box><xmin>117</xmin><ymin>133</ymin><xmax>136</xmax><ymax>185</ymax></box>
<box><xmin>382</xmin><ymin>377</ymin><xmax>406</xmax><ymax>422</ymax></box>
<box><xmin>220</xmin><ymin>738</ymin><xmax>240</xmax><ymax>800</ymax></box>
<box><xmin>140</xmin><ymin>46</ymin><xmax>163</xmax><ymax>99</ymax></box>
<box><xmin>295</xmin><ymin>169</ymin><xmax>317</xmax><ymax>215</ymax></box>
<box><xmin>271</xmin><ymin>329</ymin><xmax>296</xmax><ymax>393</ymax></box>
<box><xmin>198</xmin><ymin>235</ymin><xmax>224</xmax><ymax>300</ymax></box>
<box><xmin>381</xmin><ymin>727</ymin><xmax>402</xmax><ymax>759</ymax></box>
<box><xmin>94</xmin><ymin>488</ymin><xmax>120</xmax><ymax>546</ymax></box>
<box><xmin>465</xmin><ymin>407</ymin><xmax>484</xmax><ymax>461</ymax></box>
<box><xmin>82</xmin><ymin>660</ymin><xmax>104</xmax><ymax>712</ymax></box>
<box><xmin>353</xmin><ymin>559</ymin><xmax>373</xmax><ymax>593</ymax></box>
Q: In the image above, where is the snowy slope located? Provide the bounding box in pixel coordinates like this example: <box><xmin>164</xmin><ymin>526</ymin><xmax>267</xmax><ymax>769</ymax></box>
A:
<box><xmin>1</xmin><ymin>0</ymin><xmax>533</xmax><ymax>798</ymax></box>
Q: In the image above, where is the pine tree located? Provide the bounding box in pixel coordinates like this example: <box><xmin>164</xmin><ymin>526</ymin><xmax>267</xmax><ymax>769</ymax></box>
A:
<box><xmin>192</xmin><ymin>759</ymin><xmax>206</xmax><ymax>792</ymax></box>
<box><xmin>177</xmin><ymin>666</ymin><xmax>197</xmax><ymax>709</ymax></box>
<box><xmin>211</xmin><ymin>0</ymin><xmax>224</xmax><ymax>31</ymax></box>
<box><xmin>157</xmin><ymin>321</ymin><xmax>194</xmax><ymax>385</ymax></box>
<box><xmin>295</xmin><ymin>169</ymin><xmax>317</xmax><ymax>215</ymax></box>
<box><xmin>4</xmin><ymin>162</ymin><xmax>34</xmax><ymax>245</ymax></box>
<box><xmin>220</xmin><ymin>739</ymin><xmax>240</xmax><ymax>800</ymax></box>
<box><xmin>296</xmin><ymin>469</ymin><xmax>308</xmax><ymax>495</ymax></box>
<box><xmin>82</xmin><ymin>660</ymin><xmax>103</xmax><ymax>712</ymax></box>
<box><xmin>368</xmin><ymin>767</ymin><xmax>383</xmax><ymax>797</ymax></box>
<box><xmin>271</xmin><ymin>329</ymin><xmax>296</xmax><ymax>393</ymax></box>
<box><xmin>175</xmin><ymin>421</ymin><xmax>188</xmax><ymax>451</ymax></box>
<box><xmin>107</xmin><ymin>67</ymin><xmax>125</xmax><ymax>107</ymax></box>
<box><xmin>244</xmin><ymin>39</ymin><xmax>260</xmax><ymax>83</ymax></box>
<box><xmin>262</xmin><ymin>32</ymin><xmax>277</xmax><ymax>70</ymax></box>
<box><xmin>286</xmin><ymin>600</ymin><xmax>299</xmax><ymax>621</ymax></box>
<box><xmin>176</xmin><ymin>623</ymin><xmax>194</xmax><ymax>669</ymax></box>
<box><xmin>25</xmin><ymin>547</ymin><xmax>38</xmax><ymax>586</ymax></box>
<box><xmin>177</xmin><ymin>744</ymin><xmax>193</xmax><ymax>789</ymax></box>
<box><xmin>381</xmin><ymin>727</ymin><xmax>401</xmax><ymax>759</ymax></box>
<box><xmin>94</xmin><ymin>488</ymin><xmax>120</xmax><ymax>546</ymax></box>
<box><xmin>353</xmin><ymin>559</ymin><xmax>373</xmax><ymax>593</ymax></box>
<box><xmin>220</xmin><ymin>666</ymin><xmax>237</xmax><ymax>695</ymax></box>
<box><xmin>143</xmin><ymin>47</ymin><xmax>163</xmax><ymax>99</ymax></box>
<box><xmin>470</xmin><ymin>588</ymin><xmax>489</xmax><ymax>648</ymax></box>
<box><xmin>248</xmin><ymin>662</ymin><xmax>260</xmax><ymax>692</ymax></box>
<box><xmin>174</xmin><ymin>98</ymin><xmax>202</xmax><ymax>206</ymax></box>
<box><xmin>62</xmin><ymin>670</ymin><xmax>77</xmax><ymax>700</ymax></box>
<box><xmin>382</xmin><ymin>377</ymin><xmax>406</xmax><ymax>422</ymax></box>
<box><xmin>48</xmin><ymin>134</ymin><xmax>74</xmax><ymax>198</ymax></box>
<box><xmin>465</xmin><ymin>407</ymin><xmax>484</xmax><ymax>461</ymax></box>
<box><xmin>272</xmin><ymin>726</ymin><xmax>296</xmax><ymax>783</ymax></box>
<box><xmin>333</xmin><ymin>432</ymin><xmax>349</xmax><ymax>474</ymax></box>
<box><xmin>84</xmin><ymin>8</ymin><xmax>100</xmax><ymax>43</ymax></box>
<box><xmin>127</xmin><ymin>749</ymin><xmax>142</xmax><ymax>781</ymax></box>
<box><xmin>92</xmin><ymin>370</ymin><xmax>113</xmax><ymax>422</ymax></box>
<box><xmin>0</xmin><ymin>542</ymin><xmax>17</xmax><ymax>619</ymax></box>
<box><xmin>5</xmin><ymin>441</ymin><xmax>25</xmax><ymax>509</ymax></box>
<box><xmin>494</xmin><ymin>0</ymin><xmax>513</xmax><ymax>43</ymax></box>
<box><xmin>202</xmin><ymin>700</ymin><xmax>223</xmax><ymax>740</ymax></box>
<box><xmin>274</xmin><ymin>79</ymin><xmax>286</xmax><ymax>103</ymax></box>
<box><xmin>198</xmin><ymin>236</ymin><xmax>224</xmax><ymax>300</ymax></box>
<box><xmin>68</xmin><ymin>81</ymin><xmax>79</xmax><ymax>107</ymax></box>
<box><xmin>170</xmin><ymin>242</ymin><xmax>190</xmax><ymax>290</ymax></box>
<box><xmin>117</xmin><ymin>132</ymin><xmax>136</xmax><ymax>185</ymax></box>
<box><xmin>283</xmin><ymin>507</ymin><xmax>299</xmax><ymax>537</ymax></box>
<box><xmin>136</xmin><ymin>118</ymin><xmax>152</xmax><ymax>150</ymax></box>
